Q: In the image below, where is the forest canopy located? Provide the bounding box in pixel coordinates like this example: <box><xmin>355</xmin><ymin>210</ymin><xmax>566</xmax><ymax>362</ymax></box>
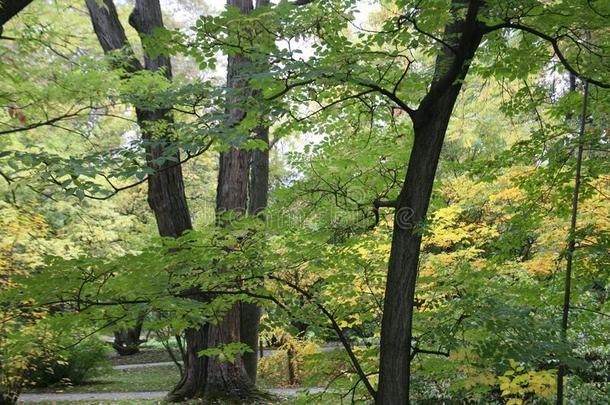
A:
<box><xmin>0</xmin><ymin>0</ymin><xmax>608</xmax><ymax>404</ymax></box>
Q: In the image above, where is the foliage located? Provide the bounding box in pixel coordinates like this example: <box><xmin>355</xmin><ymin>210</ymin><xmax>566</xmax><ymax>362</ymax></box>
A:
<box><xmin>498</xmin><ymin>360</ymin><xmax>556</xmax><ymax>404</ymax></box>
<box><xmin>28</xmin><ymin>337</ymin><xmax>110</xmax><ymax>387</ymax></box>
<box><xmin>257</xmin><ymin>336</ymin><xmax>320</xmax><ymax>388</ymax></box>
<box><xmin>0</xmin><ymin>0</ymin><xmax>609</xmax><ymax>403</ymax></box>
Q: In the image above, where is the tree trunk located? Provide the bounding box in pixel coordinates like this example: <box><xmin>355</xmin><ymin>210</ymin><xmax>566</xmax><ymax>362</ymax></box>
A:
<box><xmin>168</xmin><ymin>325</ymin><xmax>209</xmax><ymax>400</ymax></box>
<box><xmin>112</xmin><ymin>318</ymin><xmax>143</xmax><ymax>356</ymax></box>
<box><xmin>171</xmin><ymin>146</ymin><xmax>252</xmax><ymax>401</ymax></box>
<box><xmin>241</xmin><ymin>124</ymin><xmax>269</xmax><ymax>383</ymax></box>
<box><xmin>127</xmin><ymin>0</ymin><xmax>193</xmax><ymax>237</ymax></box>
<box><xmin>240</xmin><ymin>0</ymin><xmax>271</xmax><ymax>383</ymax></box>
<box><xmin>203</xmin><ymin>145</ymin><xmax>251</xmax><ymax>399</ymax></box>
<box><xmin>376</xmin><ymin>1</ymin><xmax>483</xmax><ymax>403</ymax></box>
<box><xmin>202</xmin><ymin>0</ymin><xmax>255</xmax><ymax>397</ymax></box>
<box><xmin>86</xmin><ymin>0</ymin><xmax>192</xmax><ymax>238</ymax></box>
<box><xmin>172</xmin><ymin>0</ymin><xmax>256</xmax><ymax>398</ymax></box>
<box><xmin>556</xmin><ymin>77</ymin><xmax>589</xmax><ymax>405</ymax></box>
<box><xmin>86</xmin><ymin>0</ymin><xmax>199</xmax><ymax>398</ymax></box>
<box><xmin>135</xmin><ymin>109</ymin><xmax>193</xmax><ymax>238</ymax></box>
<box><xmin>85</xmin><ymin>0</ymin><xmax>142</xmax><ymax>73</ymax></box>
<box><xmin>0</xmin><ymin>0</ymin><xmax>33</xmax><ymax>30</ymax></box>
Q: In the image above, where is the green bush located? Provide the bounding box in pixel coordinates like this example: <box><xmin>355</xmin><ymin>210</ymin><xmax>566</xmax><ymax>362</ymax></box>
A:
<box><xmin>28</xmin><ymin>337</ymin><xmax>110</xmax><ymax>387</ymax></box>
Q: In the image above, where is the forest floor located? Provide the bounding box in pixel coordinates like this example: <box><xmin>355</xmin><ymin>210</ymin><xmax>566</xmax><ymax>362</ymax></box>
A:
<box><xmin>20</xmin><ymin>347</ymin><xmax>332</xmax><ymax>403</ymax></box>
<box><xmin>19</xmin><ymin>387</ymin><xmax>324</xmax><ymax>403</ymax></box>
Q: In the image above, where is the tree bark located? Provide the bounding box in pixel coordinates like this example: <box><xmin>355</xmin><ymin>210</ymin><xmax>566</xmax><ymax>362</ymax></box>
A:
<box><xmin>240</xmin><ymin>0</ymin><xmax>271</xmax><ymax>382</ymax></box>
<box><xmin>241</xmin><ymin>124</ymin><xmax>269</xmax><ymax>383</ymax></box>
<box><xmin>85</xmin><ymin>0</ymin><xmax>198</xmax><ymax>394</ymax></box>
<box><xmin>201</xmin><ymin>0</ymin><xmax>256</xmax><ymax>397</ymax></box>
<box><xmin>556</xmin><ymin>77</ymin><xmax>589</xmax><ymax>405</ymax></box>
<box><xmin>376</xmin><ymin>1</ymin><xmax>483</xmax><ymax>403</ymax></box>
<box><xmin>169</xmin><ymin>325</ymin><xmax>209</xmax><ymax>400</ymax></box>
<box><xmin>127</xmin><ymin>0</ymin><xmax>192</xmax><ymax>238</ymax></box>
<box><xmin>112</xmin><ymin>315</ymin><xmax>144</xmax><ymax>356</ymax></box>
<box><xmin>0</xmin><ymin>0</ymin><xmax>33</xmax><ymax>32</ymax></box>
<box><xmin>202</xmin><ymin>42</ymin><xmax>253</xmax><ymax>400</ymax></box>
<box><xmin>171</xmin><ymin>0</ymin><xmax>256</xmax><ymax>399</ymax></box>
<box><xmin>85</xmin><ymin>0</ymin><xmax>142</xmax><ymax>72</ymax></box>
<box><xmin>85</xmin><ymin>0</ymin><xmax>192</xmax><ymax>238</ymax></box>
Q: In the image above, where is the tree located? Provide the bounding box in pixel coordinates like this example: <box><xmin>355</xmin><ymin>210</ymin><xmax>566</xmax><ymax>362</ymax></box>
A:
<box><xmin>171</xmin><ymin>0</ymin><xmax>261</xmax><ymax>400</ymax></box>
<box><xmin>84</xmin><ymin>0</ymin><xmax>193</xmax><ymax>356</ymax></box>
<box><xmin>556</xmin><ymin>77</ymin><xmax>589</xmax><ymax>404</ymax></box>
<box><xmin>0</xmin><ymin>0</ymin><xmax>33</xmax><ymax>32</ymax></box>
<box><xmin>248</xmin><ymin>1</ymin><xmax>610</xmax><ymax>401</ymax></box>
<box><xmin>241</xmin><ymin>0</ymin><xmax>271</xmax><ymax>384</ymax></box>
<box><xmin>1</xmin><ymin>1</ymin><xmax>609</xmax><ymax>404</ymax></box>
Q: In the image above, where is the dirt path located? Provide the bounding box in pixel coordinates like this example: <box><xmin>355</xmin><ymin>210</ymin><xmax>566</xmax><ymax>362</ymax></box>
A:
<box><xmin>19</xmin><ymin>391</ymin><xmax>167</xmax><ymax>403</ymax></box>
<box><xmin>19</xmin><ymin>388</ymin><xmax>325</xmax><ymax>403</ymax></box>
<box><xmin>113</xmin><ymin>361</ymin><xmax>177</xmax><ymax>370</ymax></box>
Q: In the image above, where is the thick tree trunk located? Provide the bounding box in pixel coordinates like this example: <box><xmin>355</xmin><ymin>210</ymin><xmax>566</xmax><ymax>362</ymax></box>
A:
<box><xmin>0</xmin><ymin>0</ymin><xmax>33</xmax><ymax>31</ymax></box>
<box><xmin>171</xmin><ymin>146</ymin><xmax>252</xmax><ymax>401</ymax></box>
<box><xmin>173</xmin><ymin>0</ymin><xmax>255</xmax><ymax>398</ymax></box>
<box><xmin>86</xmin><ymin>0</ymin><xmax>198</xmax><ymax>397</ymax></box>
<box><xmin>85</xmin><ymin>0</ymin><xmax>142</xmax><ymax>72</ymax></box>
<box><xmin>112</xmin><ymin>318</ymin><xmax>144</xmax><ymax>356</ymax></box>
<box><xmin>135</xmin><ymin>109</ymin><xmax>192</xmax><ymax>237</ymax></box>
<box><xmin>377</xmin><ymin>99</ymin><xmax>459</xmax><ymax>404</ymax></box>
<box><xmin>86</xmin><ymin>0</ymin><xmax>192</xmax><ymax>238</ymax></box>
<box><xmin>201</xmin><ymin>0</ymin><xmax>255</xmax><ymax>396</ymax></box>
<box><xmin>376</xmin><ymin>1</ymin><xmax>483</xmax><ymax>403</ymax></box>
<box><xmin>203</xmin><ymin>146</ymin><xmax>251</xmax><ymax>398</ymax></box>
<box><xmin>127</xmin><ymin>0</ymin><xmax>193</xmax><ymax>237</ymax></box>
<box><xmin>168</xmin><ymin>325</ymin><xmax>209</xmax><ymax>400</ymax></box>
<box><xmin>205</xmin><ymin>303</ymin><xmax>253</xmax><ymax>399</ymax></box>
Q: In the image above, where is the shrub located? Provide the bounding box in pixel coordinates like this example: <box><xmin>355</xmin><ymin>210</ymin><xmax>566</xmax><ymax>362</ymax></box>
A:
<box><xmin>0</xmin><ymin>322</ymin><xmax>56</xmax><ymax>404</ymax></box>
<box><xmin>28</xmin><ymin>337</ymin><xmax>110</xmax><ymax>387</ymax></box>
<box><xmin>258</xmin><ymin>337</ymin><xmax>320</xmax><ymax>387</ymax></box>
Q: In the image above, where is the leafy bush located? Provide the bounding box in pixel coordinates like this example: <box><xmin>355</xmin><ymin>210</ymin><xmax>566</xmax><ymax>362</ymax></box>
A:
<box><xmin>28</xmin><ymin>337</ymin><xmax>110</xmax><ymax>387</ymax></box>
<box><xmin>0</xmin><ymin>321</ymin><xmax>57</xmax><ymax>404</ymax></box>
<box><xmin>258</xmin><ymin>337</ymin><xmax>320</xmax><ymax>387</ymax></box>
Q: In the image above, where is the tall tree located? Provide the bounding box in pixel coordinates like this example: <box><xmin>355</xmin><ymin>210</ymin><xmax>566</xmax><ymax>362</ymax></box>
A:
<box><xmin>85</xmin><ymin>0</ymin><xmax>193</xmax><ymax>355</ymax></box>
<box><xmin>240</xmin><ymin>0</ymin><xmax>271</xmax><ymax>384</ymax></box>
<box><xmin>556</xmin><ymin>78</ymin><xmax>589</xmax><ymax>404</ymax></box>
<box><xmin>376</xmin><ymin>2</ymin><xmax>484</xmax><ymax>401</ymax></box>
<box><xmin>171</xmin><ymin>0</ymin><xmax>258</xmax><ymax>400</ymax></box>
<box><xmin>372</xmin><ymin>3</ymin><xmax>608</xmax><ymax>401</ymax></box>
<box><xmin>0</xmin><ymin>0</ymin><xmax>33</xmax><ymax>33</ymax></box>
<box><xmin>204</xmin><ymin>0</ymin><xmax>255</xmax><ymax>397</ymax></box>
<box><xmin>244</xmin><ymin>0</ymin><xmax>609</xmax><ymax>402</ymax></box>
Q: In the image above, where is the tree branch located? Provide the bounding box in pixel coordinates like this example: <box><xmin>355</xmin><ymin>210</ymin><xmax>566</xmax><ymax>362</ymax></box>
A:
<box><xmin>483</xmin><ymin>22</ymin><xmax>610</xmax><ymax>89</ymax></box>
<box><xmin>0</xmin><ymin>0</ymin><xmax>33</xmax><ymax>29</ymax></box>
<box><xmin>268</xmin><ymin>274</ymin><xmax>377</xmax><ymax>400</ymax></box>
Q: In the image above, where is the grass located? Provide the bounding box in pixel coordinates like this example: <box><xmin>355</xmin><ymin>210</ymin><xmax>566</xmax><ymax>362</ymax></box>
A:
<box><xmin>23</xmin><ymin>343</ymin><xmax>339</xmax><ymax>404</ymax></box>
<box><xmin>26</xmin><ymin>365</ymin><xmax>180</xmax><ymax>394</ymax></box>
<box><xmin>31</xmin><ymin>399</ymin><xmax>289</xmax><ymax>405</ymax></box>
<box><xmin>31</xmin><ymin>401</ymin><xmax>161</xmax><ymax>405</ymax></box>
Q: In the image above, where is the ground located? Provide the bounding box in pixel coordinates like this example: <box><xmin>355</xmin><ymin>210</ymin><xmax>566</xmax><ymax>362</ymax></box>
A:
<box><xmin>20</xmin><ymin>345</ymin><xmax>333</xmax><ymax>404</ymax></box>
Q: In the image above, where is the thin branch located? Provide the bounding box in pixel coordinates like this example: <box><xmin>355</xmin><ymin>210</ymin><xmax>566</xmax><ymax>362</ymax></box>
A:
<box><xmin>0</xmin><ymin>106</ymin><xmax>93</xmax><ymax>136</ymax></box>
<box><xmin>269</xmin><ymin>274</ymin><xmax>377</xmax><ymax>400</ymax></box>
<box><xmin>483</xmin><ymin>22</ymin><xmax>610</xmax><ymax>89</ymax></box>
